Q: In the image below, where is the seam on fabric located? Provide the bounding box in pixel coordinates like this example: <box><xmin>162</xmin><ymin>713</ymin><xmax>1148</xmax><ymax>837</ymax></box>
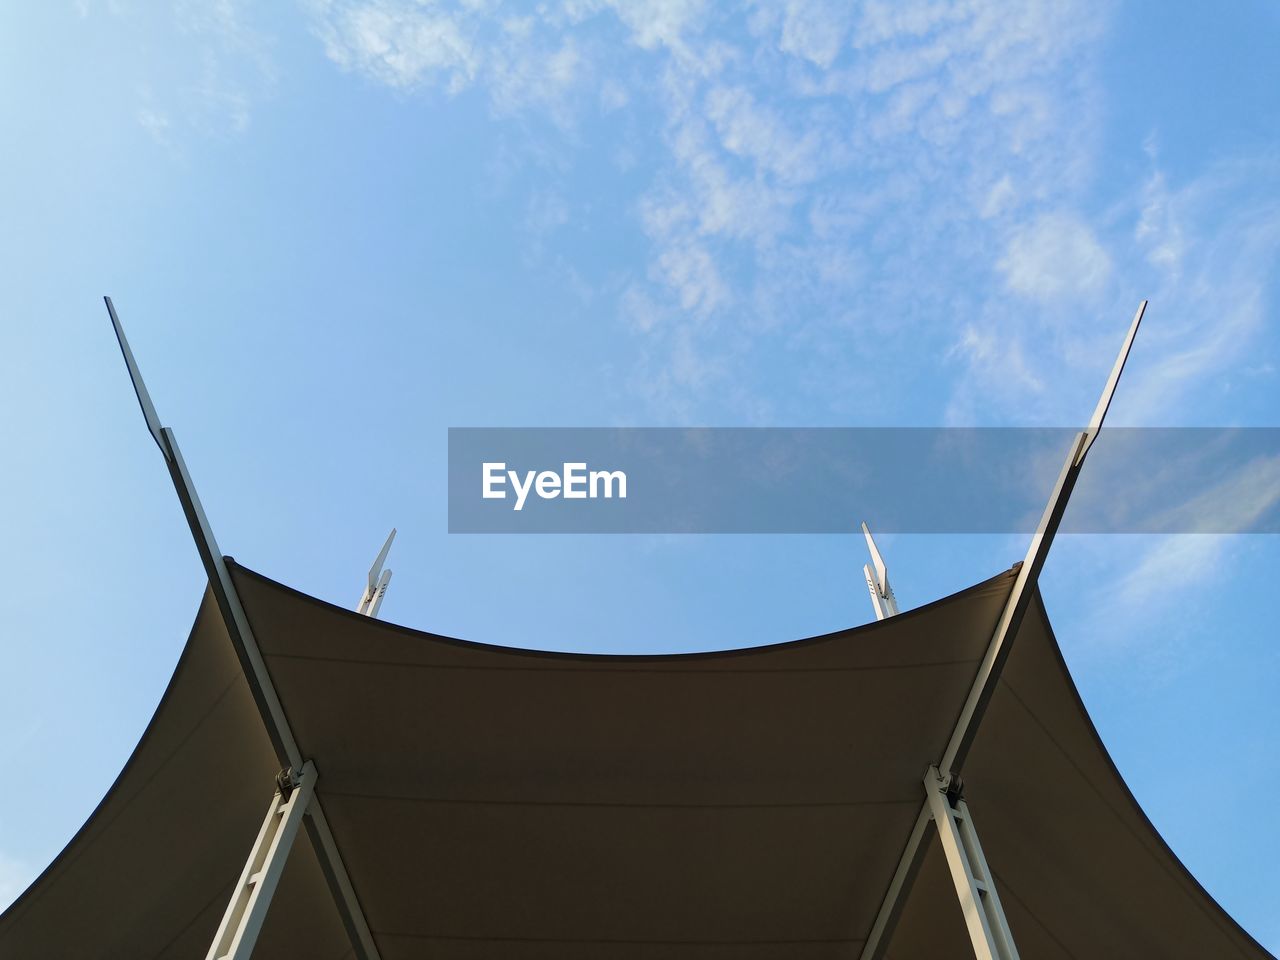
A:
<box><xmin>0</xmin><ymin>673</ymin><xmax>242</xmax><ymax>930</ymax></box>
<box><xmin>261</xmin><ymin>652</ymin><xmax>983</xmax><ymax>675</ymax></box>
<box><xmin>149</xmin><ymin>878</ymin><xmax>237</xmax><ymax>960</ymax></box>
<box><xmin>321</xmin><ymin>790</ymin><xmax>920</xmax><ymax>810</ymax></box>
<box><xmin>987</xmin><ymin>867</ymin><xmax>1081</xmax><ymax>960</ymax></box>
<box><xmin>998</xmin><ymin>677</ymin><xmax>1258</xmax><ymax>956</ymax></box>
<box><xmin>372</xmin><ymin>931</ymin><xmax>866</xmax><ymax>946</ymax></box>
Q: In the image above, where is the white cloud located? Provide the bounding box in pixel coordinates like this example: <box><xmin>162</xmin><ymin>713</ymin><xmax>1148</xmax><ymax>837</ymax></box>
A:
<box><xmin>981</xmin><ymin>174</ymin><xmax>1015</xmax><ymax>219</ymax></box>
<box><xmin>653</xmin><ymin>240</ymin><xmax>730</xmax><ymax>316</ymax></box>
<box><xmin>524</xmin><ymin>190</ymin><xmax>570</xmax><ymax>236</ymax></box>
<box><xmin>1116</xmin><ymin>158</ymin><xmax>1280</xmax><ymax>424</ymax></box>
<box><xmin>1039</xmin><ymin>532</ymin><xmax>1237</xmax><ymax>683</ymax></box>
<box><xmin>314</xmin><ymin>1</ymin><xmax>589</xmax><ymax>122</ymax></box>
<box><xmin>776</xmin><ymin>0</ymin><xmax>853</xmax><ymax>69</ymax></box>
<box><xmin>489</xmin><ymin>33</ymin><xmax>582</xmax><ymax>119</ymax></box>
<box><xmin>74</xmin><ymin>0</ymin><xmax>128</xmax><ymax>18</ymax></box>
<box><xmin>1115</xmin><ymin>534</ymin><xmax>1227</xmax><ymax>610</ymax></box>
<box><xmin>999</xmin><ymin>212</ymin><xmax>1113</xmax><ymax>302</ymax></box>
<box><xmin>1048</xmin><ymin>533</ymin><xmax>1232</xmax><ymax>683</ymax></box>
<box><xmin>1135</xmin><ymin>169</ymin><xmax>1185</xmax><ymax>276</ymax></box>
<box><xmin>588</xmin><ymin>0</ymin><xmax>709</xmax><ymax>53</ymax></box>
<box><xmin>102</xmin><ymin>1</ymin><xmax>276</xmax><ymax>143</ymax></box>
<box><xmin>948</xmin><ymin>150</ymin><xmax>1280</xmax><ymax>429</ymax></box>
<box><xmin>599</xmin><ymin>77</ymin><xmax>628</xmax><ymax>111</ymax></box>
<box><xmin>1151</xmin><ymin>455</ymin><xmax>1280</xmax><ymax>535</ymax></box>
<box><xmin>620</xmin><ymin>284</ymin><xmax>667</xmax><ymax>333</ymax></box>
<box><xmin>300</xmin><ymin>0</ymin><xmax>1265</xmax><ymax>433</ymax></box>
<box><xmin>174</xmin><ymin>0</ymin><xmax>275</xmax><ymax>133</ymax></box>
<box><xmin>319</xmin><ymin>2</ymin><xmax>479</xmax><ymax>91</ymax></box>
<box><xmin>953</xmin><ymin>323</ymin><xmax>1045</xmax><ymax>395</ymax></box>
<box><xmin>136</xmin><ymin>106</ymin><xmax>171</xmax><ymax>145</ymax></box>
<box><xmin>703</xmin><ymin>85</ymin><xmax>824</xmax><ymax>184</ymax></box>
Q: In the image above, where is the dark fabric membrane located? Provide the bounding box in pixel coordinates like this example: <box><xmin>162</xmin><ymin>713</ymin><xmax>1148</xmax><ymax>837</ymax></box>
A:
<box><xmin>0</xmin><ymin>562</ymin><xmax>1269</xmax><ymax>960</ymax></box>
<box><xmin>0</xmin><ymin>587</ymin><xmax>350</xmax><ymax>960</ymax></box>
<box><xmin>884</xmin><ymin>593</ymin><xmax>1273</xmax><ymax>960</ymax></box>
<box><xmin>231</xmin><ymin>563</ymin><xmax>1016</xmax><ymax>959</ymax></box>
<box><xmin>882</xmin><ymin>592</ymin><xmax>1273</xmax><ymax>959</ymax></box>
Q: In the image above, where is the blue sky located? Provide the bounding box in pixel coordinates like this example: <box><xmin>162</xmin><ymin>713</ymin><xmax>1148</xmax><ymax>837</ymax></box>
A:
<box><xmin>2</xmin><ymin>0</ymin><xmax>1278</xmax><ymax>949</ymax></box>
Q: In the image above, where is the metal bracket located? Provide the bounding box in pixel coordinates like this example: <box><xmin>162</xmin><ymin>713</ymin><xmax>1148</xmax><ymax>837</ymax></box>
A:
<box><xmin>275</xmin><ymin>766</ymin><xmax>302</xmax><ymax>800</ymax></box>
<box><xmin>945</xmin><ymin>773</ymin><xmax>965</xmax><ymax>808</ymax></box>
<box><xmin>206</xmin><ymin>762</ymin><xmax>318</xmax><ymax>960</ymax></box>
<box><xmin>861</xmin><ymin>521</ymin><xmax>900</xmax><ymax>620</ymax></box>
<box><xmin>356</xmin><ymin>528</ymin><xmax>395</xmax><ymax>618</ymax></box>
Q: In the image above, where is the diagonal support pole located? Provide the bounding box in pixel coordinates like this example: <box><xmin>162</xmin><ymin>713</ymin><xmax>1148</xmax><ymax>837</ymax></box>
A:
<box><xmin>303</xmin><ymin>803</ymin><xmax>381</xmax><ymax>959</ymax></box>
<box><xmin>924</xmin><ymin>767</ymin><xmax>1020</xmax><ymax>960</ymax></box>
<box><xmin>104</xmin><ymin>297</ymin><xmax>382</xmax><ymax>960</ymax></box>
<box><xmin>859</xmin><ymin>802</ymin><xmax>930</xmax><ymax>955</ymax></box>
<box><xmin>206</xmin><ymin>764</ymin><xmax>317</xmax><ymax>960</ymax></box>
<box><xmin>939</xmin><ymin>299</ymin><xmax>1145</xmax><ymax>778</ymax></box>
<box><xmin>858</xmin><ymin>301</ymin><xmax>1147</xmax><ymax>960</ymax></box>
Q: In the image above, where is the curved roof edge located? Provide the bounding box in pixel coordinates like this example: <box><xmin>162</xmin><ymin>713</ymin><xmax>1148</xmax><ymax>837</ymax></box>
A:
<box><xmin>0</xmin><ymin>586</ymin><xmax>234</xmax><ymax>925</ymax></box>
<box><xmin>1031</xmin><ymin>595</ymin><xmax>1276</xmax><ymax>960</ymax></box>
<box><xmin>225</xmin><ymin>556</ymin><xmax>1022</xmax><ymax>662</ymax></box>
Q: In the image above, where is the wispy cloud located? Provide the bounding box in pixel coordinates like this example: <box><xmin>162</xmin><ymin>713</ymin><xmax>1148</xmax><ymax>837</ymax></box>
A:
<box><xmin>316</xmin><ymin>1</ymin><xmax>480</xmax><ymax>92</ymax></box>
<box><xmin>306</xmin><ymin>1</ymin><xmax>1278</xmax><ymax>431</ymax></box>
<box><xmin>998</xmin><ymin>212</ymin><xmax>1112</xmax><ymax>302</ymax></box>
<box><xmin>136</xmin><ymin>105</ymin><xmax>172</xmax><ymax>146</ymax></box>
<box><xmin>773</xmin><ymin>0</ymin><xmax>854</xmax><ymax>69</ymax></box>
<box><xmin>93</xmin><ymin>1</ymin><xmax>277</xmax><ymax>144</ymax></box>
<box><xmin>1115</xmin><ymin>534</ymin><xmax>1229</xmax><ymax>613</ymax></box>
<box><xmin>1148</xmin><ymin>454</ymin><xmax>1280</xmax><ymax>535</ymax></box>
<box><xmin>948</xmin><ymin>151</ymin><xmax>1280</xmax><ymax>428</ymax></box>
<box><xmin>1116</xmin><ymin>156</ymin><xmax>1280</xmax><ymax>425</ymax></box>
<box><xmin>1043</xmin><ymin>531</ymin><xmax>1235</xmax><ymax>686</ymax></box>
<box><xmin>313</xmin><ymin>0</ymin><xmax>590</xmax><ymax>124</ymax></box>
<box><xmin>621</xmin><ymin>0</ymin><xmax>1112</xmax><ymax>420</ymax></box>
